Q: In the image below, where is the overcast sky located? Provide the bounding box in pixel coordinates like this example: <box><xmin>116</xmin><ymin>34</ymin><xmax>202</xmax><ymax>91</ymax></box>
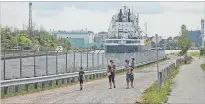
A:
<box><xmin>1</xmin><ymin>1</ymin><xmax>204</xmax><ymax>38</ymax></box>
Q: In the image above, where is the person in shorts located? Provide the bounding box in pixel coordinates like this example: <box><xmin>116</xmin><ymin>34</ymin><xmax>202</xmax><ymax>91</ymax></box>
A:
<box><xmin>107</xmin><ymin>65</ymin><xmax>116</xmax><ymax>89</ymax></box>
<box><xmin>125</xmin><ymin>60</ymin><xmax>134</xmax><ymax>89</ymax></box>
<box><xmin>79</xmin><ymin>67</ymin><xmax>85</xmax><ymax>90</ymax></box>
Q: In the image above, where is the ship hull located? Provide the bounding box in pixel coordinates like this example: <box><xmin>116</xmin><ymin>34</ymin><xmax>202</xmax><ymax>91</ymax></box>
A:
<box><xmin>105</xmin><ymin>45</ymin><xmax>145</xmax><ymax>53</ymax></box>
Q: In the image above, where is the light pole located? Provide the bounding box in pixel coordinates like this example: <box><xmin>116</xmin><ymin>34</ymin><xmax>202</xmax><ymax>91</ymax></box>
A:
<box><xmin>156</xmin><ymin>34</ymin><xmax>159</xmax><ymax>83</ymax></box>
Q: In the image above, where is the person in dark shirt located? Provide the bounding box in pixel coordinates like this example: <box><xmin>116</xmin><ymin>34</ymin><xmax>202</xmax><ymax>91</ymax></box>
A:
<box><xmin>107</xmin><ymin>65</ymin><xmax>116</xmax><ymax>89</ymax></box>
<box><xmin>130</xmin><ymin>58</ymin><xmax>135</xmax><ymax>88</ymax></box>
<box><xmin>131</xmin><ymin>58</ymin><xmax>135</xmax><ymax>71</ymax></box>
<box><xmin>79</xmin><ymin>67</ymin><xmax>85</xmax><ymax>90</ymax></box>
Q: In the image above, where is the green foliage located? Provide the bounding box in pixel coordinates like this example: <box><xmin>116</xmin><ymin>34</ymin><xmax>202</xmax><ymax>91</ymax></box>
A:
<box><xmin>19</xmin><ymin>35</ymin><xmax>32</xmax><ymax>48</ymax></box>
<box><xmin>200</xmin><ymin>48</ymin><xmax>205</xmax><ymax>55</ymax></box>
<box><xmin>200</xmin><ymin>64</ymin><xmax>205</xmax><ymax>72</ymax></box>
<box><xmin>91</xmin><ymin>45</ymin><xmax>97</xmax><ymax>49</ymax></box>
<box><xmin>0</xmin><ymin>26</ymin><xmax>69</xmax><ymax>51</ymax></box>
<box><xmin>188</xmin><ymin>52</ymin><xmax>205</xmax><ymax>58</ymax></box>
<box><xmin>63</xmin><ymin>39</ymin><xmax>72</xmax><ymax>50</ymax></box>
<box><xmin>177</xmin><ymin>24</ymin><xmax>192</xmax><ymax>56</ymax></box>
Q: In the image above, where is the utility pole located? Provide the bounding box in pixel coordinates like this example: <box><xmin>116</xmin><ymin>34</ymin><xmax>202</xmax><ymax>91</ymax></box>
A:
<box><xmin>156</xmin><ymin>34</ymin><xmax>159</xmax><ymax>80</ymax></box>
<box><xmin>29</xmin><ymin>2</ymin><xmax>33</xmax><ymax>37</ymax></box>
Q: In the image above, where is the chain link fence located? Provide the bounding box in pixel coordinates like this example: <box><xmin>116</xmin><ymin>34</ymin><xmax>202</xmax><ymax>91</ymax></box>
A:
<box><xmin>1</xmin><ymin>49</ymin><xmax>166</xmax><ymax>80</ymax></box>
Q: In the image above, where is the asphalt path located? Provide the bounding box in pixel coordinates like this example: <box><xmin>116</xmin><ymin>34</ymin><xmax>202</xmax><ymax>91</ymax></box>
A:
<box><xmin>167</xmin><ymin>57</ymin><xmax>205</xmax><ymax>103</ymax></box>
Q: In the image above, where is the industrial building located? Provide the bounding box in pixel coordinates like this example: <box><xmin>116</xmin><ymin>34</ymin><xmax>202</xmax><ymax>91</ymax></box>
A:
<box><xmin>188</xmin><ymin>30</ymin><xmax>202</xmax><ymax>47</ymax></box>
<box><xmin>54</xmin><ymin>30</ymin><xmax>96</xmax><ymax>48</ymax></box>
<box><xmin>187</xmin><ymin>19</ymin><xmax>204</xmax><ymax>47</ymax></box>
<box><xmin>94</xmin><ymin>32</ymin><xmax>108</xmax><ymax>43</ymax></box>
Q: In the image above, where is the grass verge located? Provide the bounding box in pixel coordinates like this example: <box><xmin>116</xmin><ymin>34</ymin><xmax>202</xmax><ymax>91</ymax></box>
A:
<box><xmin>1</xmin><ymin>58</ymin><xmax>168</xmax><ymax>99</ymax></box>
<box><xmin>188</xmin><ymin>52</ymin><xmax>205</xmax><ymax>58</ymax></box>
<box><xmin>139</xmin><ymin>67</ymin><xmax>179</xmax><ymax>104</ymax></box>
<box><xmin>200</xmin><ymin>64</ymin><xmax>205</xmax><ymax>72</ymax></box>
<box><xmin>139</xmin><ymin>58</ymin><xmax>193</xmax><ymax>104</ymax></box>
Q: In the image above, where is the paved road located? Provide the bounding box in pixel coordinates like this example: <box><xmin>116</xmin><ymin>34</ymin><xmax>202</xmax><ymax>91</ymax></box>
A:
<box><xmin>167</xmin><ymin>57</ymin><xmax>205</xmax><ymax>103</ymax></box>
<box><xmin>1</xmin><ymin>55</ymin><xmax>179</xmax><ymax>104</ymax></box>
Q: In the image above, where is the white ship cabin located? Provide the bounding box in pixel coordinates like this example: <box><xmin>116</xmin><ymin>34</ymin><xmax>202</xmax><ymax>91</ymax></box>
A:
<box><xmin>105</xmin><ymin>38</ymin><xmax>145</xmax><ymax>46</ymax></box>
<box><xmin>105</xmin><ymin>6</ymin><xmax>145</xmax><ymax>46</ymax></box>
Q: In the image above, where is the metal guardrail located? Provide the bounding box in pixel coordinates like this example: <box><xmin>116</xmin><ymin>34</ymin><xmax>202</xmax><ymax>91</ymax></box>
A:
<box><xmin>1</xmin><ymin>58</ymin><xmax>163</xmax><ymax>88</ymax></box>
<box><xmin>158</xmin><ymin>56</ymin><xmax>192</xmax><ymax>89</ymax></box>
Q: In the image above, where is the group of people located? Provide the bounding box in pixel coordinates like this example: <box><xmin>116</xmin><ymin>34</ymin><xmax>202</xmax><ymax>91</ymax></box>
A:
<box><xmin>78</xmin><ymin>58</ymin><xmax>135</xmax><ymax>90</ymax></box>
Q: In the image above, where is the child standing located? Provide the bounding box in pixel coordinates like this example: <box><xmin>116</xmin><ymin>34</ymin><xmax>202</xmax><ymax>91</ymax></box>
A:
<box><xmin>79</xmin><ymin>67</ymin><xmax>85</xmax><ymax>90</ymax></box>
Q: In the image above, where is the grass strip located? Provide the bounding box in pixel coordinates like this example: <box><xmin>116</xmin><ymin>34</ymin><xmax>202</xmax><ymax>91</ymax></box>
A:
<box><xmin>188</xmin><ymin>52</ymin><xmax>205</xmax><ymax>58</ymax></box>
<box><xmin>139</xmin><ymin>67</ymin><xmax>179</xmax><ymax>104</ymax></box>
<box><xmin>200</xmin><ymin>64</ymin><xmax>205</xmax><ymax>72</ymax></box>
<box><xmin>139</xmin><ymin>59</ymin><xmax>193</xmax><ymax>104</ymax></box>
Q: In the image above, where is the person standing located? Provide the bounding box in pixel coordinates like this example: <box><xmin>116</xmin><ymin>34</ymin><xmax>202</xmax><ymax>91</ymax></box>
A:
<box><xmin>125</xmin><ymin>59</ymin><xmax>134</xmax><ymax>89</ymax></box>
<box><xmin>110</xmin><ymin>60</ymin><xmax>116</xmax><ymax>88</ymax></box>
<box><xmin>130</xmin><ymin>58</ymin><xmax>135</xmax><ymax>71</ymax></box>
<box><xmin>130</xmin><ymin>58</ymin><xmax>135</xmax><ymax>88</ymax></box>
<box><xmin>107</xmin><ymin>64</ymin><xmax>116</xmax><ymax>89</ymax></box>
<box><xmin>79</xmin><ymin>67</ymin><xmax>85</xmax><ymax>90</ymax></box>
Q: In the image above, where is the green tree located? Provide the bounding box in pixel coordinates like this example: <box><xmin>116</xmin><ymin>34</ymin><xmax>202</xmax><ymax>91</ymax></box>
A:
<box><xmin>1</xmin><ymin>25</ymin><xmax>60</xmax><ymax>50</ymax></box>
<box><xmin>63</xmin><ymin>39</ymin><xmax>72</xmax><ymax>50</ymax></box>
<box><xmin>177</xmin><ymin>24</ymin><xmax>191</xmax><ymax>56</ymax></box>
<box><xmin>19</xmin><ymin>35</ymin><xmax>32</xmax><ymax>48</ymax></box>
<box><xmin>1</xmin><ymin>27</ymin><xmax>13</xmax><ymax>49</ymax></box>
<box><xmin>91</xmin><ymin>45</ymin><xmax>97</xmax><ymax>49</ymax></box>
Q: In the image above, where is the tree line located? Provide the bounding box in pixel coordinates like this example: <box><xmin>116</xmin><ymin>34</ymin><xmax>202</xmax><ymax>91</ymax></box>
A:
<box><xmin>1</xmin><ymin>26</ymin><xmax>71</xmax><ymax>51</ymax></box>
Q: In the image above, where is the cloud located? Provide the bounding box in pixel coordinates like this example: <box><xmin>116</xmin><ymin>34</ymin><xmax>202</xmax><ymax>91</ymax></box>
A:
<box><xmin>160</xmin><ymin>2</ymin><xmax>204</xmax><ymax>14</ymax></box>
<box><xmin>1</xmin><ymin>2</ymin><xmax>204</xmax><ymax>39</ymax></box>
<box><xmin>33</xmin><ymin>2</ymin><xmax>164</xmax><ymax>15</ymax></box>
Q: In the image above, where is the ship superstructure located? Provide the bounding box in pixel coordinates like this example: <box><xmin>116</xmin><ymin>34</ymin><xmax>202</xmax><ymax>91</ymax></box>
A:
<box><xmin>104</xmin><ymin>6</ymin><xmax>151</xmax><ymax>53</ymax></box>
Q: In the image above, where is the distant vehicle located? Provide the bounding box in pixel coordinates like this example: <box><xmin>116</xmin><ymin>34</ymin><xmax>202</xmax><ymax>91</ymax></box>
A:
<box><xmin>50</xmin><ymin>46</ymin><xmax>63</xmax><ymax>54</ymax></box>
<box><xmin>56</xmin><ymin>46</ymin><xmax>63</xmax><ymax>52</ymax></box>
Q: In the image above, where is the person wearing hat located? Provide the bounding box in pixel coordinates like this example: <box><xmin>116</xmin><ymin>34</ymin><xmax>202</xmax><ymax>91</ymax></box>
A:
<box><xmin>79</xmin><ymin>67</ymin><xmax>85</xmax><ymax>90</ymax></box>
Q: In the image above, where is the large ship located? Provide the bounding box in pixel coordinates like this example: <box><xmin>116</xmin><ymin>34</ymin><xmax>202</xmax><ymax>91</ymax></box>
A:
<box><xmin>104</xmin><ymin>6</ymin><xmax>152</xmax><ymax>53</ymax></box>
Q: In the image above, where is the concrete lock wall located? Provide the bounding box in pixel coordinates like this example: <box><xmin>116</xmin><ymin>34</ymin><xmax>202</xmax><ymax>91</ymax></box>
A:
<box><xmin>1</xmin><ymin>50</ymin><xmax>166</xmax><ymax>97</ymax></box>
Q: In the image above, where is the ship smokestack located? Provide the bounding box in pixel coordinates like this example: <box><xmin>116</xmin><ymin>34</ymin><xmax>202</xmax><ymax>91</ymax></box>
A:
<box><xmin>124</xmin><ymin>6</ymin><xmax>126</xmax><ymax>15</ymax></box>
<box><xmin>128</xmin><ymin>9</ymin><xmax>131</xmax><ymax>22</ymax></box>
<box><xmin>119</xmin><ymin>9</ymin><xmax>122</xmax><ymax>22</ymax></box>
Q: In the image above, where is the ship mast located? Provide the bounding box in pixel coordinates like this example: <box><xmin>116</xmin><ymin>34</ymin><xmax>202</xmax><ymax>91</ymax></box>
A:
<box><xmin>145</xmin><ymin>22</ymin><xmax>147</xmax><ymax>37</ymax></box>
<box><xmin>136</xmin><ymin>13</ymin><xmax>141</xmax><ymax>37</ymax></box>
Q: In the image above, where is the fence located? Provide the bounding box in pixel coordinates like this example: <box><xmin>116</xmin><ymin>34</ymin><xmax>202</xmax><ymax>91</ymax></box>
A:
<box><xmin>1</xmin><ymin>49</ymin><xmax>166</xmax><ymax>80</ymax></box>
<box><xmin>158</xmin><ymin>56</ymin><xmax>192</xmax><ymax>89</ymax></box>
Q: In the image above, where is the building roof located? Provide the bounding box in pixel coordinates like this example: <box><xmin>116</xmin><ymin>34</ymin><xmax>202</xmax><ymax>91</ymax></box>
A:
<box><xmin>53</xmin><ymin>30</ymin><xmax>94</xmax><ymax>35</ymax></box>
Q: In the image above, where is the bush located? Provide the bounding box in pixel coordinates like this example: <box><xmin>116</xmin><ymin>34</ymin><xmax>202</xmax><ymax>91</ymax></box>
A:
<box><xmin>200</xmin><ymin>64</ymin><xmax>205</xmax><ymax>72</ymax></box>
<box><xmin>200</xmin><ymin>48</ymin><xmax>205</xmax><ymax>55</ymax></box>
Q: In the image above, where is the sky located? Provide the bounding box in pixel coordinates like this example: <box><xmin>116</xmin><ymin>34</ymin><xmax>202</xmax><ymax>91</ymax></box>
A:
<box><xmin>1</xmin><ymin>1</ymin><xmax>204</xmax><ymax>39</ymax></box>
